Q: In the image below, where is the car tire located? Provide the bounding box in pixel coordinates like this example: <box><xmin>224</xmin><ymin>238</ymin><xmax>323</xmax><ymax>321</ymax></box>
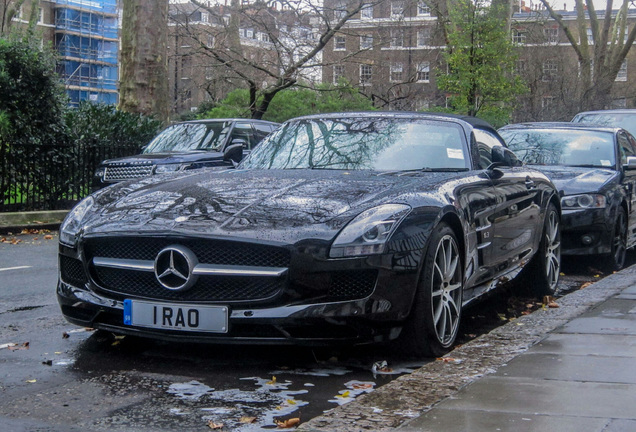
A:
<box><xmin>399</xmin><ymin>222</ymin><xmax>463</xmax><ymax>358</ymax></box>
<box><xmin>519</xmin><ymin>203</ymin><xmax>561</xmax><ymax>297</ymax></box>
<box><xmin>604</xmin><ymin>206</ymin><xmax>627</xmax><ymax>272</ymax></box>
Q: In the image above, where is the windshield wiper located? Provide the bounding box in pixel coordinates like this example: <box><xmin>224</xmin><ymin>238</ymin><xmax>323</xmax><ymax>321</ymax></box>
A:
<box><xmin>569</xmin><ymin>164</ymin><xmax>609</xmax><ymax>168</ymax></box>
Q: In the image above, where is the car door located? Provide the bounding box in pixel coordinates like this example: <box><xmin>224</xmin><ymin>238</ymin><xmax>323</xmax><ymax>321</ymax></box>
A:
<box><xmin>474</xmin><ymin>129</ymin><xmax>542</xmax><ymax>276</ymax></box>
<box><xmin>618</xmin><ymin>131</ymin><xmax>636</xmax><ymax>246</ymax></box>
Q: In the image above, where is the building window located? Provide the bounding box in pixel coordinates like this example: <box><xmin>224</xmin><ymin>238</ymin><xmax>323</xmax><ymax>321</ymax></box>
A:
<box><xmin>512</xmin><ymin>29</ymin><xmax>526</xmax><ymax>44</ymax></box>
<box><xmin>390</xmin><ymin>29</ymin><xmax>404</xmax><ymax>48</ymax></box>
<box><xmin>206</xmin><ymin>34</ymin><xmax>215</xmax><ymax>48</ymax></box>
<box><xmin>334</xmin><ymin>1</ymin><xmax>347</xmax><ymax>20</ymax></box>
<box><xmin>260</xmin><ymin>33</ymin><xmax>271</xmax><ymax>43</ymax></box>
<box><xmin>334</xmin><ymin>35</ymin><xmax>346</xmax><ymax>51</ymax></box>
<box><xmin>612</xmin><ymin>97</ymin><xmax>627</xmax><ymax>108</ymax></box>
<box><xmin>390</xmin><ymin>63</ymin><xmax>403</xmax><ymax>82</ymax></box>
<box><xmin>417</xmin><ymin>28</ymin><xmax>431</xmax><ymax>47</ymax></box>
<box><xmin>206</xmin><ymin>66</ymin><xmax>214</xmax><ymax>80</ymax></box>
<box><xmin>542</xmin><ymin>60</ymin><xmax>558</xmax><ymax>81</ymax></box>
<box><xmin>361</xmin><ymin>5</ymin><xmax>373</xmax><ymax>19</ymax></box>
<box><xmin>587</xmin><ymin>27</ymin><xmax>594</xmax><ymax>44</ymax></box>
<box><xmin>417</xmin><ymin>1</ymin><xmax>431</xmax><ymax>16</ymax></box>
<box><xmin>417</xmin><ymin>61</ymin><xmax>430</xmax><ymax>82</ymax></box>
<box><xmin>360</xmin><ymin>35</ymin><xmax>373</xmax><ymax>50</ymax></box>
<box><xmin>37</xmin><ymin>7</ymin><xmax>43</xmax><ymax>23</ymax></box>
<box><xmin>391</xmin><ymin>1</ymin><xmax>405</xmax><ymax>18</ymax></box>
<box><xmin>544</xmin><ymin>27</ymin><xmax>558</xmax><ymax>44</ymax></box>
<box><xmin>360</xmin><ymin>64</ymin><xmax>372</xmax><ymax>85</ymax></box>
<box><xmin>617</xmin><ymin>60</ymin><xmax>628</xmax><ymax>81</ymax></box>
<box><xmin>333</xmin><ymin>65</ymin><xmax>345</xmax><ymax>84</ymax></box>
<box><xmin>180</xmin><ymin>57</ymin><xmax>191</xmax><ymax>79</ymax></box>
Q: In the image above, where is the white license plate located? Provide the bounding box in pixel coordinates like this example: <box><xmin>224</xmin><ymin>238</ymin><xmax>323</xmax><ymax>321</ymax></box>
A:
<box><xmin>123</xmin><ymin>299</ymin><xmax>228</xmax><ymax>333</ymax></box>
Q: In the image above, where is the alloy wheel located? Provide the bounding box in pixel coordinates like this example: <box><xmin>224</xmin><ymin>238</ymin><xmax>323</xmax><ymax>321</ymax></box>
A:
<box><xmin>430</xmin><ymin>234</ymin><xmax>462</xmax><ymax>346</ymax></box>
<box><xmin>544</xmin><ymin>210</ymin><xmax>561</xmax><ymax>291</ymax></box>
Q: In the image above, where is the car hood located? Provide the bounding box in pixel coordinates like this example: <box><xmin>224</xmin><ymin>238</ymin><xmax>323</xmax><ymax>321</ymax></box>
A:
<box><xmin>84</xmin><ymin>169</ymin><xmax>457</xmax><ymax>244</ymax></box>
<box><xmin>101</xmin><ymin>151</ymin><xmax>226</xmax><ymax>166</ymax></box>
<box><xmin>528</xmin><ymin>165</ymin><xmax>618</xmax><ymax>195</ymax></box>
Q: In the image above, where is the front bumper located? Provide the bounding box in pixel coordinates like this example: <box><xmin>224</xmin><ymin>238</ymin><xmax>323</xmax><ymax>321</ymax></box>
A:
<box><xmin>57</xmin><ymin>235</ymin><xmax>422</xmax><ymax>345</ymax></box>
<box><xmin>560</xmin><ymin>208</ymin><xmax>613</xmax><ymax>255</ymax></box>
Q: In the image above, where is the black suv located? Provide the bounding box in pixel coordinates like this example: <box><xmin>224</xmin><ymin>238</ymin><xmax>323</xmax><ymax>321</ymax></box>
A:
<box><xmin>92</xmin><ymin>118</ymin><xmax>280</xmax><ymax>190</ymax></box>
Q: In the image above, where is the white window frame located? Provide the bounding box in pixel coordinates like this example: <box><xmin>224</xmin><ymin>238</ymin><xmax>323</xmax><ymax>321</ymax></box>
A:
<box><xmin>360</xmin><ymin>35</ymin><xmax>373</xmax><ymax>50</ymax></box>
<box><xmin>416</xmin><ymin>61</ymin><xmax>430</xmax><ymax>82</ymax></box>
<box><xmin>391</xmin><ymin>1</ymin><xmax>405</xmax><ymax>18</ymax></box>
<box><xmin>544</xmin><ymin>27</ymin><xmax>558</xmax><ymax>44</ymax></box>
<box><xmin>333</xmin><ymin>64</ymin><xmax>345</xmax><ymax>84</ymax></box>
<box><xmin>390</xmin><ymin>29</ymin><xmax>404</xmax><ymax>48</ymax></box>
<box><xmin>390</xmin><ymin>62</ymin><xmax>404</xmax><ymax>82</ymax></box>
<box><xmin>542</xmin><ymin>60</ymin><xmax>558</xmax><ymax>82</ymax></box>
<box><xmin>334</xmin><ymin>35</ymin><xmax>346</xmax><ymax>51</ymax></box>
<box><xmin>417</xmin><ymin>1</ymin><xmax>431</xmax><ymax>16</ymax></box>
<box><xmin>512</xmin><ymin>29</ymin><xmax>526</xmax><ymax>44</ymax></box>
<box><xmin>361</xmin><ymin>5</ymin><xmax>373</xmax><ymax>19</ymax></box>
<box><xmin>360</xmin><ymin>64</ymin><xmax>372</xmax><ymax>85</ymax></box>
<box><xmin>617</xmin><ymin>60</ymin><xmax>628</xmax><ymax>81</ymax></box>
<box><xmin>417</xmin><ymin>28</ymin><xmax>431</xmax><ymax>47</ymax></box>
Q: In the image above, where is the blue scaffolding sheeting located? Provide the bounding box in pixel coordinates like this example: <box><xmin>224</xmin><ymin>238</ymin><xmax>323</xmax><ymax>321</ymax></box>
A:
<box><xmin>55</xmin><ymin>0</ymin><xmax>119</xmax><ymax>107</ymax></box>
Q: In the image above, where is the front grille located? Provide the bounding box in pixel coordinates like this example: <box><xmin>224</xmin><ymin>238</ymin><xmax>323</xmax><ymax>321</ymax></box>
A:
<box><xmin>91</xmin><ymin>267</ymin><xmax>283</xmax><ymax>302</ymax></box>
<box><xmin>60</xmin><ymin>255</ymin><xmax>88</xmax><ymax>287</ymax></box>
<box><xmin>83</xmin><ymin>237</ymin><xmax>291</xmax><ymax>268</ymax></box>
<box><xmin>328</xmin><ymin>271</ymin><xmax>377</xmax><ymax>300</ymax></box>
<box><xmin>104</xmin><ymin>165</ymin><xmax>154</xmax><ymax>181</ymax></box>
<box><xmin>83</xmin><ymin>237</ymin><xmax>291</xmax><ymax>303</ymax></box>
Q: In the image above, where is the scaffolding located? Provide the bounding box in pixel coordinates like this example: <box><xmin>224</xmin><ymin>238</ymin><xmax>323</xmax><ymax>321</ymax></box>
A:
<box><xmin>54</xmin><ymin>0</ymin><xmax>119</xmax><ymax>107</ymax></box>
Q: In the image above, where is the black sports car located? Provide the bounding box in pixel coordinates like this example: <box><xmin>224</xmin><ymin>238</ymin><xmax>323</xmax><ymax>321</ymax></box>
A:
<box><xmin>499</xmin><ymin>122</ymin><xmax>636</xmax><ymax>270</ymax></box>
<box><xmin>58</xmin><ymin>112</ymin><xmax>561</xmax><ymax>357</ymax></box>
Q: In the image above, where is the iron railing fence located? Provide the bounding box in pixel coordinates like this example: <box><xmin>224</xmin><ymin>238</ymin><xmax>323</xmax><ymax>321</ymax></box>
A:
<box><xmin>0</xmin><ymin>142</ymin><xmax>140</xmax><ymax>212</ymax></box>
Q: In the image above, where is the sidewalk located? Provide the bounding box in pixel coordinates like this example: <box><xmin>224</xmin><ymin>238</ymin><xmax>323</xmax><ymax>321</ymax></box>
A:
<box><xmin>398</xmin><ymin>279</ymin><xmax>636</xmax><ymax>431</ymax></box>
<box><xmin>300</xmin><ymin>266</ymin><xmax>636</xmax><ymax>432</ymax></box>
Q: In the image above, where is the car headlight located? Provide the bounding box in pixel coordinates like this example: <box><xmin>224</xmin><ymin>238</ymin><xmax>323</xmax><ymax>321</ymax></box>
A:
<box><xmin>155</xmin><ymin>164</ymin><xmax>190</xmax><ymax>174</ymax></box>
<box><xmin>60</xmin><ymin>196</ymin><xmax>94</xmax><ymax>246</ymax></box>
<box><xmin>93</xmin><ymin>167</ymin><xmax>106</xmax><ymax>179</ymax></box>
<box><xmin>561</xmin><ymin>194</ymin><xmax>606</xmax><ymax>209</ymax></box>
<box><xmin>330</xmin><ymin>204</ymin><xmax>411</xmax><ymax>258</ymax></box>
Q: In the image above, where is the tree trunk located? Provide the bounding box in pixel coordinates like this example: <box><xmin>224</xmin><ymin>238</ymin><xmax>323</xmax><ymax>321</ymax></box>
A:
<box><xmin>119</xmin><ymin>0</ymin><xmax>169</xmax><ymax>123</ymax></box>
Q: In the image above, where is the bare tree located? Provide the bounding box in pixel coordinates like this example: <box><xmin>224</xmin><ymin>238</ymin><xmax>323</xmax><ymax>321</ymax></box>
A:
<box><xmin>119</xmin><ymin>0</ymin><xmax>170</xmax><ymax>123</ymax></box>
<box><xmin>538</xmin><ymin>0</ymin><xmax>636</xmax><ymax>111</ymax></box>
<box><xmin>171</xmin><ymin>0</ymin><xmax>374</xmax><ymax>119</ymax></box>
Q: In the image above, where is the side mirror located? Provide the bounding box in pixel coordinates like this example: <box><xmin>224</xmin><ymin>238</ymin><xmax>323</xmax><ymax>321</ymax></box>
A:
<box><xmin>223</xmin><ymin>143</ymin><xmax>244</xmax><ymax>164</ymax></box>
<box><xmin>489</xmin><ymin>146</ymin><xmax>521</xmax><ymax>169</ymax></box>
<box><xmin>624</xmin><ymin>156</ymin><xmax>636</xmax><ymax>170</ymax></box>
<box><xmin>230</xmin><ymin>137</ymin><xmax>248</xmax><ymax>148</ymax></box>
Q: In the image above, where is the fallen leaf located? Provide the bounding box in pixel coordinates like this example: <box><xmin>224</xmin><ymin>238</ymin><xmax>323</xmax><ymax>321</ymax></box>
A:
<box><xmin>44</xmin><ymin>235</ymin><xmax>53</xmax><ymax>240</ymax></box>
<box><xmin>266</xmin><ymin>376</ymin><xmax>277</xmax><ymax>385</ymax></box>
<box><xmin>372</xmin><ymin>360</ymin><xmax>393</xmax><ymax>373</ymax></box>
<box><xmin>26</xmin><ymin>379</ymin><xmax>36</xmax><ymax>383</ymax></box>
<box><xmin>580</xmin><ymin>281</ymin><xmax>594</xmax><ymax>289</ymax></box>
<box><xmin>239</xmin><ymin>416</ymin><xmax>257</xmax><ymax>424</ymax></box>
<box><xmin>275</xmin><ymin>418</ymin><xmax>300</xmax><ymax>428</ymax></box>
<box><xmin>336</xmin><ymin>390</ymin><xmax>351</xmax><ymax>398</ymax></box>
<box><xmin>594</xmin><ymin>274</ymin><xmax>600</xmax><ymax>278</ymax></box>
<box><xmin>351</xmin><ymin>383</ymin><xmax>373</xmax><ymax>389</ymax></box>
<box><xmin>62</xmin><ymin>332</ymin><xmax>69</xmax><ymax>339</ymax></box>
<box><xmin>8</xmin><ymin>342</ymin><xmax>29</xmax><ymax>351</ymax></box>
<box><xmin>207</xmin><ymin>421</ymin><xmax>224</xmax><ymax>430</ymax></box>
<box><xmin>542</xmin><ymin>295</ymin><xmax>554</xmax><ymax>305</ymax></box>
<box><xmin>548</xmin><ymin>302</ymin><xmax>560</xmax><ymax>308</ymax></box>
<box><xmin>286</xmin><ymin>399</ymin><xmax>296</xmax><ymax>405</ymax></box>
<box><xmin>42</xmin><ymin>359</ymin><xmax>53</xmax><ymax>366</ymax></box>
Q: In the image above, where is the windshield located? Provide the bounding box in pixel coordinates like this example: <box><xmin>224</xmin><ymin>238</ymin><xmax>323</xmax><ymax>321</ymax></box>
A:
<box><xmin>573</xmin><ymin>113</ymin><xmax>636</xmax><ymax>138</ymax></box>
<box><xmin>500</xmin><ymin>128</ymin><xmax>616</xmax><ymax>168</ymax></box>
<box><xmin>143</xmin><ymin>122</ymin><xmax>231</xmax><ymax>153</ymax></box>
<box><xmin>239</xmin><ymin>117</ymin><xmax>469</xmax><ymax>171</ymax></box>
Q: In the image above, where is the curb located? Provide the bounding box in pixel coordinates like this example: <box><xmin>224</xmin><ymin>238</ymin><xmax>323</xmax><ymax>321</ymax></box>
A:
<box><xmin>298</xmin><ymin>266</ymin><xmax>636</xmax><ymax>432</ymax></box>
<box><xmin>0</xmin><ymin>210</ymin><xmax>67</xmax><ymax>234</ymax></box>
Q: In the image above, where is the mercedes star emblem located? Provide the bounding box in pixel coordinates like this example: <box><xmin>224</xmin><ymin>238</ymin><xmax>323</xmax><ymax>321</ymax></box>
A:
<box><xmin>154</xmin><ymin>245</ymin><xmax>199</xmax><ymax>291</ymax></box>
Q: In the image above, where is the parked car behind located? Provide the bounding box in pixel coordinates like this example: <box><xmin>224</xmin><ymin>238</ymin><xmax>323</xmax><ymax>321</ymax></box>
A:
<box><xmin>499</xmin><ymin>122</ymin><xmax>636</xmax><ymax>270</ymax></box>
<box><xmin>59</xmin><ymin>112</ymin><xmax>560</xmax><ymax>357</ymax></box>
<box><xmin>92</xmin><ymin>118</ymin><xmax>280</xmax><ymax>190</ymax></box>
<box><xmin>572</xmin><ymin>109</ymin><xmax>636</xmax><ymax>138</ymax></box>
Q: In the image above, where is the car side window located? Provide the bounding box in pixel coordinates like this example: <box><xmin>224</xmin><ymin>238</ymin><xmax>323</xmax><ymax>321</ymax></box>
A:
<box><xmin>473</xmin><ymin>129</ymin><xmax>505</xmax><ymax>169</ymax></box>
<box><xmin>253</xmin><ymin>123</ymin><xmax>273</xmax><ymax>143</ymax></box>
<box><xmin>229</xmin><ymin>123</ymin><xmax>257</xmax><ymax>150</ymax></box>
<box><xmin>618</xmin><ymin>131</ymin><xmax>636</xmax><ymax>166</ymax></box>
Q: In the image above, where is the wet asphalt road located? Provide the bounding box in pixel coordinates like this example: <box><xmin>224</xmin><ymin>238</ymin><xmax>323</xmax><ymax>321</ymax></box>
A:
<box><xmin>0</xmin><ymin>232</ymin><xmax>610</xmax><ymax>431</ymax></box>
